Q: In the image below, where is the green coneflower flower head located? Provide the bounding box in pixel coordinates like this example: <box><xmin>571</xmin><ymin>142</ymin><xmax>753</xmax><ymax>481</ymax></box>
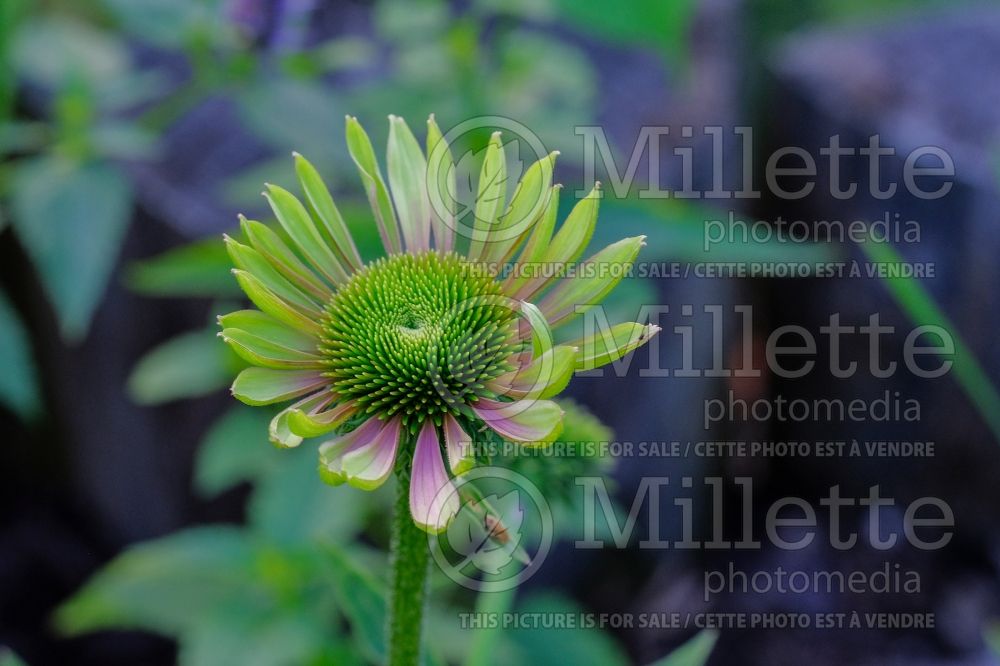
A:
<box><xmin>220</xmin><ymin>114</ymin><xmax>659</xmax><ymax>532</ymax></box>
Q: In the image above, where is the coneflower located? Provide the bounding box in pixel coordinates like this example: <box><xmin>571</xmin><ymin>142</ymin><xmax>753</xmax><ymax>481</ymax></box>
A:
<box><xmin>220</xmin><ymin>115</ymin><xmax>658</xmax><ymax>533</ymax></box>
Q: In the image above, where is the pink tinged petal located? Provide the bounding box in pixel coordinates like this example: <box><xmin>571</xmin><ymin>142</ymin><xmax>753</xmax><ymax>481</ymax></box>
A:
<box><xmin>473</xmin><ymin>398</ymin><xmax>564</xmax><ymax>445</ymax></box>
<box><xmin>537</xmin><ymin>236</ymin><xmax>646</xmax><ymax>329</ymax></box>
<box><xmin>387</xmin><ymin>115</ymin><xmax>431</xmax><ymax>252</ymax></box>
<box><xmin>426</xmin><ymin>115</ymin><xmax>455</xmax><ymax>253</ymax></box>
<box><xmin>269</xmin><ymin>390</ymin><xmax>335</xmax><ymax>448</ymax></box>
<box><xmin>485</xmin><ymin>345</ymin><xmax>577</xmax><ymax>400</ymax></box>
<box><xmin>341</xmin><ymin>416</ymin><xmax>402</xmax><ymax>490</ymax></box>
<box><xmin>231</xmin><ymin>368</ymin><xmax>327</xmax><ymax>406</ymax></box>
<box><xmin>318</xmin><ymin>416</ymin><xmax>385</xmax><ymax>486</ymax></box>
<box><xmin>346</xmin><ymin>115</ymin><xmax>402</xmax><ymax>255</ymax></box>
<box><xmin>443</xmin><ymin>414</ymin><xmax>475</xmax><ymax>476</ymax></box>
<box><xmin>410</xmin><ymin>421</ymin><xmax>461</xmax><ymax>533</ymax></box>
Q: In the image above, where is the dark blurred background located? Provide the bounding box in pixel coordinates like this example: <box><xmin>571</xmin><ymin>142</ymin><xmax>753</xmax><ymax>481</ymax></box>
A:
<box><xmin>2</xmin><ymin>0</ymin><xmax>1000</xmax><ymax>665</ymax></box>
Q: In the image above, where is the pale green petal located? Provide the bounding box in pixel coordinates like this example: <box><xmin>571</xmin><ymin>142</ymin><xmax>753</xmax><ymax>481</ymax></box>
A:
<box><xmin>224</xmin><ymin>235</ymin><xmax>323</xmax><ymax>315</ymax></box>
<box><xmin>232</xmin><ymin>269</ymin><xmax>322</xmax><ymax>335</ymax></box>
<box><xmin>239</xmin><ymin>216</ymin><xmax>332</xmax><ymax>300</ymax></box>
<box><xmin>218</xmin><ymin>310</ymin><xmax>318</xmax><ymax>353</ymax></box>
<box><xmin>269</xmin><ymin>391</ymin><xmax>334</xmax><ymax>448</ymax></box>
<box><xmin>220</xmin><ymin>327</ymin><xmax>324</xmax><ymax>369</ymax></box>
<box><xmin>517</xmin><ymin>300</ymin><xmax>554</xmax><ymax>359</ymax></box>
<box><xmin>538</xmin><ymin>236</ymin><xmax>645</xmax><ymax>328</ymax></box>
<box><xmin>568</xmin><ymin>322</ymin><xmax>661</xmax><ymax>371</ymax></box>
<box><xmin>426</xmin><ymin>114</ymin><xmax>456</xmax><ymax>252</ymax></box>
<box><xmin>519</xmin><ymin>184</ymin><xmax>601</xmax><ymax>300</ymax></box>
<box><xmin>231</xmin><ymin>367</ymin><xmax>327</xmax><ymax>406</ymax></box>
<box><xmin>505</xmin><ymin>184</ymin><xmax>560</xmax><ymax>296</ymax></box>
<box><xmin>466</xmin><ymin>132</ymin><xmax>506</xmax><ymax>262</ymax></box>
<box><xmin>486</xmin><ymin>345</ymin><xmax>577</xmax><ymax>400</ymax></box>
<box><xmin>264</xmin><ymin>184</ymin><xmax>349</xmax><ymax>284</ymax></box>
<box><xmin>387</xmin><ymin>115</ymin><xmax>431</xmax><ymax>252</ymax></box>
<box><xmin>482</xmin><ymin>151</ymin><xmax>557</xmax><ymax>265</ymax></box>
<box><xmin>346</xmin><ymin>115</ymin><xmax>401</xmax><ymax>254</ymax></box>
<box><xmin>293</xmin><ymin>152</ymin><xmax>363</xmax><ymax>270</ymax></box>
<box><xmin>286</xmin><ymin>401</ymin><xmax>358</xmax><ymax>438</ymax></box>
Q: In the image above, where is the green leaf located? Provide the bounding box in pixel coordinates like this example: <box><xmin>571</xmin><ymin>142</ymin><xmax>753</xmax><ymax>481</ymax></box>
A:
<box><xmin>0</xmin><ymin>291</ymin><xmax>40</xmax><ymax>419</ymax></box>
<box><xmin>126</xmin><ymin>238</ymin><xmax>240</xmax><ymax>298</ymax></box>
<box><xmin>101</xmin><ymin>0</ymin><xmax>230</xmax><ymax>49</ymax></box>
<box><xmin>194</xmin><ymin>407</ymin><xmax>274</xmax><ymax>497</ymax></box>
<box><xmin>127</xmin><ymin>328</ymin><xmax>236</xmax><ymax>405</ymax></box>
<box><xmin>554</xmin><ymin>0</ymin><xmax>698</xmax><ymax>63</ymax></box>
<box><xmin>55</xmin><ymin>526</ymin><xmax>258</xmax><ymax>636</ymax></box>
<box><xmin>646</xmin><ymin>631</ymin><xmax>718</xmax><ymax>666</ymax></box>
<box><xmin>507</xmin><ymin>592</ymin><xmax>629</xmax><ymax>666</ymax></box>
<box><xmin>178</xmin><ymin>608</ymin><xmax>336</xmax><ymax>666</ymax></box>
<box><xmin>12</xmin><ymin>16</ymin><xmax>129</xmax><ymax>89</ymax></box>
<box><xmin>322</xmin><ymin>545</ymin><xmax>387</xmax><ymax>664</ymax></box>
<box><xmin>10</xmin><ymin>157</ymin><xmax>131</xmax><ymax>340</ymax></box>
<box><xmin>860</xmin><ymin>240</ymin><xmax>1000</xmax><ymax>443</ymax></box>
<box><xmin>248</xmin><ymin>447</ymin><xmax>365</xmax><ymax>546</ymax></box>
<box><xmin>0</xmin><ymin>647</ymin><xmax>28</xmax><ymax>666</ymax></box>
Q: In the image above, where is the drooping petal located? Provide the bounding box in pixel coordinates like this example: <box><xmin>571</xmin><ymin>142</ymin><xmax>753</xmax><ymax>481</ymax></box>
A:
<box><xmin>568</xmin><ymin>322</ymin><xmax>661</xmax><ymax>371</ymax></box>
<box><xmin>482</xmin><ymin>151</ymin><xmax>558</xmax><ymax>265</ymax></box>
<box><xmin>220</xmin><ymin>327</ymin><xmax>324</xmax><ymax>369</ymax></box>
<box><xmin>485</xmin><ymin>345</ymin><xmax>577</xmax><ymax>400</ymax></box>
<box><xmin>264</xmin><ymin>184</ymin><xmax>350</xmax><ymax>284</ymax></box>
<box><xmin>517</xmin><ymin>184</ymin><xmax>600</xmax><ymax>301</ymax></box>
<box><xmin>426</xmin><ymin>115</ymin><xmax>455</xmax><ymax>253</ymax></box>
<box><xmin>538</xmin><ymin>235</ymin><xmax>646</xmax><ymax>329</ymax></box>
<box><xmin>387</xmin><ymin>115</ymin><xmax>431</xmax><ymax>252</ymax></box>
<box><xmin>293</xmin><ymin>152</ymin><xmax>363</xmax><ymax>270</ymax></box>
<box><xmin>269</xmin><ymin>390</ymin><xmax>335</xmax><ymax>448</ymax></box>
<box><xmin>239</xmin><ymin>216</ymin><xmax>332</xmax><ymax>300</ymax></box>
<box><xmin>465</xmin><ymin>132</ymin><xmax>506</xmax><ymax>262</ymax></box>
<box><xmin>224</xmin><ymin>235</ymin><xmax>324</xmax><ymax>315</ymax></box>
<box><xmin>346</xmin><ymin>115</ymin><xmax>402</xmax><ymax>254</ymax></box>
<box><xmin>515</xmin><ymin>300</ymin><xmax>554</xmax><ymax>359</ymax></box>
<box><xmin>231</xmin><ymin>367</ymin><xmax>327</xmax><ymax>406</ymax></box>
<box><xmin>341</xmin><ymin>416</ymin><xmax>402</xmax><ymax>490</ymax></box>
<box><xmin>232</xmin><ymin>269</ymin><xmax>321</xmax><ymax>335</ymax></box>
<box><xmin>410</xmin><ymin>420</ymin><xmax>460</xmax><ymax>533</ymax></box>
<box><xmin>218</xmin><ymin>310</ymin><xmax>318</xmax><ymax>353</ymax></box>
<box><xmin>473</xmin><ymin>398</ymin><xmax>563</xmax><ymax>445</ymax></box>
<box><xmin>286</xmin><ymin>400</ymin><xmax>358</xmax><ymax>438</ymax></box>
<box><xmin>318</xmin><ymin>416</ymin><xmax>384</xmax><ymax>486</ymax></box>
<box><xmin>442</xmin><ymin>413</ymin><xmax>475</xmax><ymax>476</ymax></box>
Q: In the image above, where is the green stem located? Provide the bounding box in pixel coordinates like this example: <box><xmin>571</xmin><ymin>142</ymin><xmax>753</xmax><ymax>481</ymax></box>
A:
<box><xmin>387</xmin><ymin>467</ymin><xmax>429</xmax><ymax>666</ymax></box>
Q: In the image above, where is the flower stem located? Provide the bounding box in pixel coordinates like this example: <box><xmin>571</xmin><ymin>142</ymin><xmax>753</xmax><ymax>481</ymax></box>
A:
<box><xmin>387</xmin><ymin>466</ymin><xmax>429</xmax><ymax>666</ymax></box>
